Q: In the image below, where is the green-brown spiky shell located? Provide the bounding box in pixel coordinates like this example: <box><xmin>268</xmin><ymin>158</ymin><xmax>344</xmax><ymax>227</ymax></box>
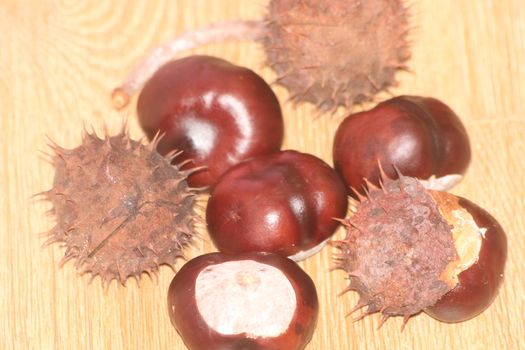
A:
<box><xmin>263</xmin><ymin>0</ymin><xmax>410</xmax><ymax>112</ymax></box>
<box><xmin>42</xmin><ymin>128</ymin><xmax>197</xmax><ymax>285</ymax></box>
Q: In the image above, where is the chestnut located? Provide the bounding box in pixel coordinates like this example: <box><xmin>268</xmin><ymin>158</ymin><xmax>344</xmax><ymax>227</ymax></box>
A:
<box><xmin>334</xmin><ymin>174</ymin><xmax>507</xmax><ymax>325</ymax></box>
<box><xmin>137</xmin><ymin>55</ymin><xmax>284</xmax><ymax>188</ymax></box>
<box><xmin>423</xmin><ymin>192</ymin><xmax>507</xmax><ymax>323</ymax></box>
<box><xmin>332</xmin><ymin>95</ymin><xmax>471</xmax><ymax>195</ymax></box>
<box><xmin>167</xmin><ymin>252</ymin><xmax>319</xmax><ymax>350</ymax></box>
<box><xmin>206</xmin><ymin>150</ymin><xmax>348</xmax><ymax>260</ymax></box>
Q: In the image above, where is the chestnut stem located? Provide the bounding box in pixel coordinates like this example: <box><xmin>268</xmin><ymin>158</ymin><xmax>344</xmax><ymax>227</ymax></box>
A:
<box><xmin>111</xmin><ymin>19</ymin><xmax>265</xmax><ymax>110</ymax></box>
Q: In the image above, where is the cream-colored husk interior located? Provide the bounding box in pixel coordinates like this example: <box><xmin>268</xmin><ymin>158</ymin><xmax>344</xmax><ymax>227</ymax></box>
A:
<box><xmin>430</xmin><ymin>192</ymin><xmax>483</xmax><ymax>288</ymax></box>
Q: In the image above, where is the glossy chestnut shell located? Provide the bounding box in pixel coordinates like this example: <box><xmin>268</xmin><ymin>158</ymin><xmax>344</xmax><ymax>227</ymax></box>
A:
<box><xmin>167</xmin><ymin>252</ymin><xmax>319</xmax><ymax>350</ymax></box>
<box><xmin>137</xmin><ymin>55</ymin><xmax>284</xmax><ymax>188</ymax></box>
<box><xmin>206</xmin><ymin>150</ymin><xmax>348</xmax><ymax>260</ymax></box>
<box><xmin>425</xmin><ymin>194</ymin><xmax>507</xmax><ymax>323</ymax></box>
<box><xmin>332</xmin><ymin>95</ymin><xmax>471</xmax><ymax>194</ymax></box>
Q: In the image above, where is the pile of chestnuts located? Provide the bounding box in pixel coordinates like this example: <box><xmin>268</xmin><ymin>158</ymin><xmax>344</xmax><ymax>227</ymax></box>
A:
<box><xmin>131</xmin><ymin>54</ymin><xmax>507</xmax><ymax>350</ymax></box>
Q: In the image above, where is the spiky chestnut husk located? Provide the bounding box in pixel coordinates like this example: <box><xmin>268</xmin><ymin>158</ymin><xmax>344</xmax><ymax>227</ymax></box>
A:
<box><xmin>112</xmin><ymin>0</ymin><xmax>411</xmax><ymax>113</ymax></box>
<box><xmin>333</xmin><ymin>173</ymin><xmax>506</xmax><ymax>326</ymax></box>
<box><xmin>263</xmin><ymin>0</ymin><xmax>411</xmax><ymax>112</ymax></box>
<box><xmin>40</xmin><ymin>127</ymin><xmax>198</xmax><ymax>285</ymax></box>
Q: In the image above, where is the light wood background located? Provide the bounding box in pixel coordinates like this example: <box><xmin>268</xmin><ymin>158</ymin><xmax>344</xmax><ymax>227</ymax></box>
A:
<box><xmin>1</xmin><ymin>1</ymin><xmax>524</xmax><ymax>349</ymax></box>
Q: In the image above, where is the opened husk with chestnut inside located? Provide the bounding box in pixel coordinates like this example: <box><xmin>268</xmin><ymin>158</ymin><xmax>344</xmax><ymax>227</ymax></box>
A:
<box><xmin>333</xmin><ymin>173</ymin><xmax>482</xmax><ymax>325</ymax></box>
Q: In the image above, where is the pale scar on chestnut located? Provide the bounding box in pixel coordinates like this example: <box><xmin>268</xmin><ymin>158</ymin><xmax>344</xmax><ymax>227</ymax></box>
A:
<box><xmin>167</xmin><ymin>252</ymin><xmax>319</xmax><ymax>350</ymax></box>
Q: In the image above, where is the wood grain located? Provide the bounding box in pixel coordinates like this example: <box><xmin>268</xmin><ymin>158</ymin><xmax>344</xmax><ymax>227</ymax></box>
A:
<box><xmin>1</xmin><ymin>1</ymin><xmax>524</xmax><ymax>349</ymax></box>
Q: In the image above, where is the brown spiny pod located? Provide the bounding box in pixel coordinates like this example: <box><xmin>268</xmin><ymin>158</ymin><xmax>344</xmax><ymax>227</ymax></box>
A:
<box><xmin>263</xmin><ymin>0</ymin><xmax>410</xmax><ymax>111</ymax></box>
<box><xmin>40</xmin><ymin>126</ymin><xmax>198</xmax><ymax>285</ymax></box>
<box><xmin>112</xmin><ymin>0</ymin><xmax>411</xmax><ymax>113</ymax></box>
<box><xmin>333</xmin><ymin>172</ymin><xmax>507</xmax><ymax>326</ymax></box>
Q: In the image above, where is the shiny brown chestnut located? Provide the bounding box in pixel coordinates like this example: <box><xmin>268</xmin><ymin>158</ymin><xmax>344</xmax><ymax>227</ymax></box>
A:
<box><xmin>167</xmin><ymin>252</ymin><xmax>319</xmax><ymax>350</ymax></box>
<box><xmin>334</xmin><ymin>174</ymin><xmax>507</xmax><ymax>325</ymax></box>
<box><xmin>206</xmin><ymin>150</ymin><xmax>348</xmax><ymax>260</ymax></box>
<box><xmin>137</xmin><ymin>55</ymin><xmax>284</xmax><ymax>188</ymax></box>
<box><xmin>332</xmin><ymin>95</ymin><xmax>471</xmax><ymax>195</ymax></box>
<box><xmin>424</xmin><ymin>192</ymin><xmax>507</xmax><ymax>323</ymax></box>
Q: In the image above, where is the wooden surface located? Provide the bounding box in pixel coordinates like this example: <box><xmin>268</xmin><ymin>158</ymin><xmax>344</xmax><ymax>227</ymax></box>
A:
<box><xmin>1</xmin><ymin>1</ymin><xmax>524</xmax><ymax>349</ymax></box>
